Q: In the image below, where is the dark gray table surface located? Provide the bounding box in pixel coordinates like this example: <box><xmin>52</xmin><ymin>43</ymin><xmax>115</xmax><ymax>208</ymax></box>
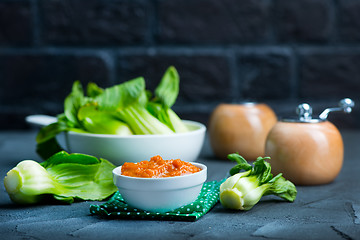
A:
<box><xmin>0</xmin><ymin>130</ymin><xmax>359</xmax><ymax>240</ymax></box>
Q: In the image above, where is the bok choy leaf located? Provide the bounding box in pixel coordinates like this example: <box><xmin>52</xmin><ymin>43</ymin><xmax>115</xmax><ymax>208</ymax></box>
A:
<box><xmin>77</xmin><ymin>104</ymin><xmax>133</xmax><ymax>135</ymax></box>
<box><xmin>94</xmin><ymin>77</ymin><xmax>174</xmax><ymax>135</ymax></box>
<box><xmin>148</xmin><ymin>66</ymin><xmax>189</xmax><ymax>133</ymax></box>
<box><xmin>64</xmin><ymin>80</ymin><xmax>88</xmax><ymax>128</ymax></box>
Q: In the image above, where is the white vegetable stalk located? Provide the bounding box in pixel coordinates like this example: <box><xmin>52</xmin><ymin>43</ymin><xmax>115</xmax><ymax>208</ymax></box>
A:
<box><xmin>4</xmin><ymin>160</ymin><xmax>62</xmax><ymax>204</ymax></box>
<box><xmin>220</xmin><ymin>173</ymin><xmax>268</xmax><ymax>210</ymax></box>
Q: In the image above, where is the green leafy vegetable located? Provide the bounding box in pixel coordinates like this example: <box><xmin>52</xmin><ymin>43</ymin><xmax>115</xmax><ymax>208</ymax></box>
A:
<box><xmin>64</xmin><ymin>80</ymin><xmax>87</xmax><ymax>128</ymax></box>
<box><xmin>154</xmin><ymin>66</ymin><xmax>179</xmax><ymax>108</ymax></box>
<box><xmin>95</xmin><ymin>76</ymin><xmax>174</xmax><ymax>135</ymax></box>
<box><xmin>77</xmin><ymin>104</ymin><xmax>133</xmax><ymax>135</ymax></box>
<box><xmin>36</xmin><ymin>136</ymin><xmax>64</xmax><ymax>160</ymax></box>
<box><xmin>36</xmin><ymin>119</ymin><xmax>69</xmax><ymax>145</ymax></box>
<box><xmin>227</xmin><ymin>153</ymin><xmax>252</xmax><ymax>176</ymax></box>
<box><xmin>3</xmin><ymin>151</ymin><xmax>117</xmax><ymax>204</ymax></box>
<box><xmin>35</xmin><ymin>66</ymin><xmax>189</xmax><ymax>159</ymax></box>
<box><xmin>86</xmin><ymin>82</ymin><xmax>104</xmax><ymax>98</ymax></box>
<box><xmin>220</xmin><ymin>153</ymin><xmax>297</xmax><ymax>210</ymax></box>
<box><xmin>95</xmin><ymin>77</ymin><xmax>146</xmax><ymax>111</ymax></box>
<box><xmin>147</xmin><ymin>66</ymin><xmax>189</xmax><ymax>133</ymax></box>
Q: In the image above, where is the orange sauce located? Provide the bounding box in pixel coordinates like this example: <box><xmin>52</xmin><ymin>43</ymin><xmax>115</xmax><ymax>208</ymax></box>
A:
<box><xmin>121</xmin><ymin>155</ymin><xmax>201</xmax><ymax>178</ymax></box>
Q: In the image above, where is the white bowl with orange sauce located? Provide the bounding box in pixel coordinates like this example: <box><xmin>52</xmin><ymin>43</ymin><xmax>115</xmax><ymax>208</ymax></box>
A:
<box><xmin>112</xmin><ymin>160</ymin><xmax>207</xmax><ymax>213</ymax></box>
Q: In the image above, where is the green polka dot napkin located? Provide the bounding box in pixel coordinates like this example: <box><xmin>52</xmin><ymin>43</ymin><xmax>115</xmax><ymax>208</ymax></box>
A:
<box><xmin>90</xmin><ymin>180</ymin><xmax>224</xmax><ymax>221</ymax></box>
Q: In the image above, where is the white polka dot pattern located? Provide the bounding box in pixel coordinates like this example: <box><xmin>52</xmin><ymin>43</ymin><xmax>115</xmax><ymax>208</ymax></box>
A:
<box><xmin>89</xmin><ymin>180</ymin><xmax>224</xmax><ymax>221</ymax></box>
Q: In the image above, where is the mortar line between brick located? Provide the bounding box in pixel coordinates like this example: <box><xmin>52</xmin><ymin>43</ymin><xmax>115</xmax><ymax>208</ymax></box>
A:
<box><xmin>3</xmin><ymin>45</ymin><xmax>360</xmax><ymax>54</ymax></box>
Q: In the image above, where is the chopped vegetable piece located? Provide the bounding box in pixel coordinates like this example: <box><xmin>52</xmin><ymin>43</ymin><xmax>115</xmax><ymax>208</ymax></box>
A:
<box><xmin>220</xmin><ymin>153</ymin><xmax>297</xmax><ymax>210</ymax></box>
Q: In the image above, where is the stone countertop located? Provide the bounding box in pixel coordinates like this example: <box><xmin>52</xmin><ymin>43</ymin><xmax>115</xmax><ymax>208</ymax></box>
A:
<box><xmin>0</xmin><ymin>130</ymin><xmax>359</xmax><ymax>240</ymax></box>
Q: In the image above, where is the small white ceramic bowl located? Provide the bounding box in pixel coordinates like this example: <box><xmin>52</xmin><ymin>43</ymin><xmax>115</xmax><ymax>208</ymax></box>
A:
<box><xmin>112</xmin><ymin>162</ymin><xmax>207</xmax><ymax>212</ymax></box>
<box><xmin>26</xmin><ymin>115</ymin><xmax>206</xmax><ymax>166</ymax></box>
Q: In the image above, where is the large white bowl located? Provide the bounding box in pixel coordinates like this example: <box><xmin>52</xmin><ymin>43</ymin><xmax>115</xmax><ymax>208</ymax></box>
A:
<box><xmin>113</xmin><ymin>162</ymin><xmax>207</xmax><ymax>212</ymax></box>
<box><xmin>26</xmin><ymin>115</ymin><xmax>206</xmax><ymax>166</ymax></box>
<box><xmin>58</xmin><ymin>120</ymin><xmax>206</xmax><ymax>166</ymax></box>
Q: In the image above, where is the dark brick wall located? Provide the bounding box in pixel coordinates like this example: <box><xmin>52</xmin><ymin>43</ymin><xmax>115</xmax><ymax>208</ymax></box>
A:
<box><xmin>1</xmin><ymin>0</ymin><xmax>359</xmax><ymax>129</ymax></box>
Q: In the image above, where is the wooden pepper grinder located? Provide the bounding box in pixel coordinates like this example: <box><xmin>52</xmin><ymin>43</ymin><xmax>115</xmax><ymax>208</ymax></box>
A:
<box><xmin>265</xmin><ymin>98</ymin><xmax>354</xmax><ymax>185</ymax></box>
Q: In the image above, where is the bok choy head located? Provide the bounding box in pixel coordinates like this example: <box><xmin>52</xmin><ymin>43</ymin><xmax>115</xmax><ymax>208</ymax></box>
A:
<box><xmin>220</xmin><ymin>153</ymin><xmax>297</xmax><ymax>210</ymax></box>
<box><xmin>3</xmin><ymin>151</ymin><xmax>117</xmax><ymax>204</ymax></box>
